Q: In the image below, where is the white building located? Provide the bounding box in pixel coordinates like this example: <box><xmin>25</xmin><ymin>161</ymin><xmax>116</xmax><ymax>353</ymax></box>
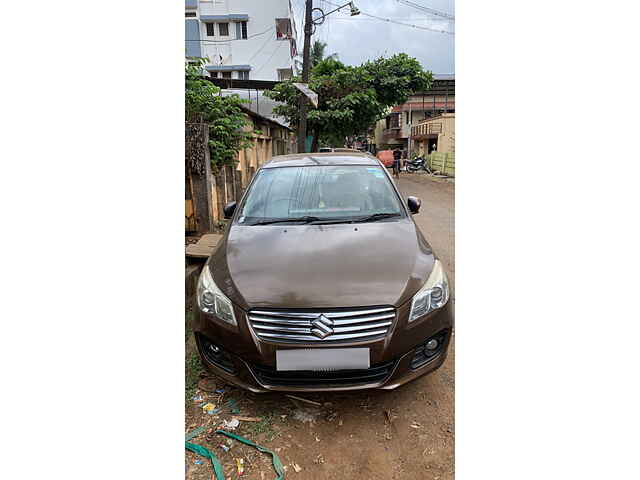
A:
<box><xmin>185</xmin><ymin>0</ymin><xmax>298</xmax><ymax>81</ymax></box>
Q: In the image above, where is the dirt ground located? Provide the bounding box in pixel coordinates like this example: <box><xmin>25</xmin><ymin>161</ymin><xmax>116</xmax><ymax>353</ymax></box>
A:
<box><xmin>185</xmin><ymin>173</ymin><xmax>455</xmax><ymax>480</ymax></box>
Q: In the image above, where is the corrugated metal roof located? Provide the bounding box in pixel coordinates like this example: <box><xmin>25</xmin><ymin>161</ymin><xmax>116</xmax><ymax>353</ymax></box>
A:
<box><xmin>240</xmin><ymin>105</ymin><xmax>292</xmax><ymax>131</ymax></box>
<box><xmin>433</xmin><ymin>74</ymin><xmax>455</xmax><ymax>80</ymax></box>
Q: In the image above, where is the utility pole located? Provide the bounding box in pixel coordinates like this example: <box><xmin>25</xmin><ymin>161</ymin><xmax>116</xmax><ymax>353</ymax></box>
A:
<box><xmin>297</xmin><ymin>0</ymin><xmax>313</xmax><ymax>153</ymax></box>
<box><xmin>407</xmin><ymin>103</ymin><xmax>412</xmax><ymax>160</ymax></box>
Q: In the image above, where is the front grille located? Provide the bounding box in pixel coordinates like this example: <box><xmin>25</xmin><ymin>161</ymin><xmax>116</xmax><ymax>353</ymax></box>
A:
<box><xmin>251</xmin><ymin>360</ymin><xmax>395</xmax><ymax>387</ymax></box>
<box><xmin>247</xmin><ymin>306</ymin><xmax>396</xmax><ymax>343</ymax></box>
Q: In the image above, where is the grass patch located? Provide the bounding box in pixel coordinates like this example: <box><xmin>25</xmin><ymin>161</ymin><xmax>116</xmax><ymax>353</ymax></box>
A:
<box><xmin>185</xmin><ymin>310</ymin><xmax>194</xmax><ymax>342</ymax></box>
<box><xmin>244</xmin><ymin>413</ymin><xmax>280</xmax><ymax>442</ymax></box>
<box><xmin>185</xmin><ymin>351</ymin><xmax>203</xmax><ymax>403</ymax></box>
<box><xmin>185</xmin><ymin>308</ymin><xmax>202</xmax><ymax>403</ymax></box>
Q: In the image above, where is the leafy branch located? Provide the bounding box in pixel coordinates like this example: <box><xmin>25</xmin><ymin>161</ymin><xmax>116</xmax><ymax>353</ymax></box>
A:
<box><xmin>185</xmin><ymin>58</ymin><xmax>254</xmax><ymax>170</ymax></box>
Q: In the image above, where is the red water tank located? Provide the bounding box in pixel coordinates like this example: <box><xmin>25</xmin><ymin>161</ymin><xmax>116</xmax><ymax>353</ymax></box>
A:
<box><xmin>377</xmin><ymin>150</ymin><xmax>394</xmax><ymax>168</ymax></box>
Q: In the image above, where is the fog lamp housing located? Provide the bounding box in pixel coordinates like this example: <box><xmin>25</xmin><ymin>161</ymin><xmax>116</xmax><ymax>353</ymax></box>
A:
<box><xmin>425</xmin><ymin>339</ymin><xmax>439</xmax><ymax>350</ymax></box>
<box><xmin>410</xmin><ymin>330</ymin><xmax>448</xmax><ymax>369</ymax></box>
<box><xmin>196</xmin><ymin>334</ymin><xmax>236</xmax><ymax>374</ymax></box>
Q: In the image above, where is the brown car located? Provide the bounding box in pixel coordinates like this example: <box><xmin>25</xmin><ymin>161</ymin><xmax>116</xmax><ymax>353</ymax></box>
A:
<box><xmin>194</xmin><ymin>152</ymin><xmax>453</xmax><ymax>392</ymax></box>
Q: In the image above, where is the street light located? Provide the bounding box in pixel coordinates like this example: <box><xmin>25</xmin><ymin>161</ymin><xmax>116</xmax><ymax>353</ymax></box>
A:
<box><xmin>348</xmin><ymin>2</ymin><xmax>361</xmax><ymax>16</ymax></box>
<box><xmin>312</xmin><ymin>2</ymin><xmax>360</xmax><ymax>27</ymax></box>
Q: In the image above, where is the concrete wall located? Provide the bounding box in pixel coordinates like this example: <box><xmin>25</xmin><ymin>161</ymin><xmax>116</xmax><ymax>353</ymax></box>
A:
<box><xmin>428</xmin><ymin>152</ymin><xmax>455</xmax><ymax>177</ymax></box>
<box><xmin>413</xmin><ymin>113</ymin><xmax>455</xmax><ymax>156</ymax></box>
<box><xmin>186</xmin><ymin>0</ymin><xmax>297</xmax><ymax>80</ymax></box>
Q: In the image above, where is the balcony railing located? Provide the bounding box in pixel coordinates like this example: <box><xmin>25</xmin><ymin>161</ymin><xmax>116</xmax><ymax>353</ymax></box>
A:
<box><xmin>382</xmin><ymin>127</ymin><xmax>406</xmax><ymax>140</ymax></box>
<box><xmin>411</xmin><ymin>122</ymin><xmax>443</xmax><ymax>138</ymax></box>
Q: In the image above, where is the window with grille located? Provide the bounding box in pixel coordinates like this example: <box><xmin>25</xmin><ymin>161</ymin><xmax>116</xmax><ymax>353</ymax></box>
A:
<box><xmin>218</xmin><ymin>22</ymin><xmax>229</xmax><ymax>36</ymax></box>
<box><xmin>275</xmin><ymin>18</ymin><xmax>292</xmax><ymax>40</ymax></box>
<box><xmin>235</xmin><ymin>21</ymin><xmax>248</xmax><ymax>39</ymax></box>
<box><xmin>222</xmin><ymin>71</ymin><xmax>231</xmax><ymax>79</ymax></box>
<box><xmin>238</xmin><ymin>71</ymin><xmax>249</xmax><ymax>80</ymax></box>
<box><xmin>206</xmin><ymin>23</ymin><xmax>215</xmax><ymax>36</ymax></box>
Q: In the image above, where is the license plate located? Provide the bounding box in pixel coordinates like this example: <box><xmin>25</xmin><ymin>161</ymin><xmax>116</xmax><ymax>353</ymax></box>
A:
<box><xmin>276</xmin><ymin>348</ymin><xmax>370</xmax><ymax>371</ymax></box>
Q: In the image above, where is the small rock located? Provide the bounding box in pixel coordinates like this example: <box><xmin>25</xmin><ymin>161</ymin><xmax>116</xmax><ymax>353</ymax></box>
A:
<box><xmin>292</xmin><ymin>462</ymin><xmax>302</xmax><ymax>473</ymax></box>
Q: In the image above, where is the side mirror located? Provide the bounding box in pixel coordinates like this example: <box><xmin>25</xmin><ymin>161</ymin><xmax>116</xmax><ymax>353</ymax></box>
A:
<box><xmin>407</xmin><ymin>196</ymin><xmax>421</xmax><ymax>214</ymax></box>
<box><xmin>223</xmin><ymin>201</ymin><xmax>237</xmax><ymax>219</ymax></box>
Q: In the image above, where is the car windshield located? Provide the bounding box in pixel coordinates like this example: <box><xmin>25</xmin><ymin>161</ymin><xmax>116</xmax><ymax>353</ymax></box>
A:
<box><xmin>238</xmin><ymin>165</ymin><xmax>404</xmax><ymax>225</ymax></box>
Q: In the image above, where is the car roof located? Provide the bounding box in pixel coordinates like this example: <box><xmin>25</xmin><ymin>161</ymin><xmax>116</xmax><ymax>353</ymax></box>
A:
<box><xmin>262</xmin><ymin>152</ymin><xmax>380</xmax><ymax>168</ymax></box>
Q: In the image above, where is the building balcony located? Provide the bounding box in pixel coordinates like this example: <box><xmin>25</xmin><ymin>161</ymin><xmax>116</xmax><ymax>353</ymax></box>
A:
<box><xmin>382</xmin><ymin>127</ymin><xmax>407</xmax><ymax>143</ymax></box>
<box><xmin>411</xmin><ymin>122</ymin><xmax>443</xmax><ymax>139</ymax></box>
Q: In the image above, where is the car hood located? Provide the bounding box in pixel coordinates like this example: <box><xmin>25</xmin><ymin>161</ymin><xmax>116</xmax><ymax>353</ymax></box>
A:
<box><xmin>209</xmin><ymin>219</ymin><xmax>435</xmax><ymax>310</ymax></box>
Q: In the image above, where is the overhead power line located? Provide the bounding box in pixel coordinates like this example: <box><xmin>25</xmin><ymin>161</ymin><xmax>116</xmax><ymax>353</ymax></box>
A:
<box><xmin>254</xmin><ymin>40</ymin><xmax>288</xmax><ymax>74</ymax></box>
<box><xmin>186</xmin><ymin>26</ymin><xmax>274</xmax><ymax>44</ymax></box>
<box><xmin>247</xmin><ymin>29</ymin><xmax>277</xmax><ymax>63</ymax></box>
<box><xmin>324</xmin><ymin>0</ymin><xmax>453</xmax><ymax>34</ymax></box>
<box><xmin>396</xmin><ymin>0</ymin><xmax>455</xmax><ymax>21</ymax></box>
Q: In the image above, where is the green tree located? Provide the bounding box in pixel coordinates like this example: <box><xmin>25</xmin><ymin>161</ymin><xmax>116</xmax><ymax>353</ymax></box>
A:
<box><xmin>185</xmin><ymin>59</ymin><xmax>253</xmax><ymax>169</ymax></box>
<box><xmin>265</xmin><ymin>53</ymin><xmax>432</xmax><ymax>150</ymax></box>
<box><xmin>310</xmin><ymin>40</ymin><xmax>338</xmax><ymax>67</ymax></box>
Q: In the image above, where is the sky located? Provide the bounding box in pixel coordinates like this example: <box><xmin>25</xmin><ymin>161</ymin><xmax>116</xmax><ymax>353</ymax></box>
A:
<box><xmin>290</xmin><ymin>0</ymin><xmax>454</xmax><ymax>74</ymax></box>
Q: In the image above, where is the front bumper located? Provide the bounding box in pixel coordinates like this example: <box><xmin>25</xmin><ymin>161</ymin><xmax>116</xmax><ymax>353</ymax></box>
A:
<box><xmin>193</xmin><ymin>299</ymin><xmax>453</xmax><ymax>393</ymax></box>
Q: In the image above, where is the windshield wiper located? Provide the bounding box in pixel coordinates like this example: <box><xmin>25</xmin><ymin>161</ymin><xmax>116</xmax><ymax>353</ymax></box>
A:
<box><xmin>250</xmin><ymin>216</ymin><xmax>322</xmax><ymax>225</ymax></box>
<box><xmin>352</xmin><ymin>212</ymin><xmax>402</xmax><ymax>223</ymax></box>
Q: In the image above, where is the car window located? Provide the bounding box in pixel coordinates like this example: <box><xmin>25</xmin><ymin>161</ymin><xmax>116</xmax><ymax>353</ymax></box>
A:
<box><xmin>238</xmin><ymin>165</ymin><xmax>404</xmax><ymax>223</ymax></box>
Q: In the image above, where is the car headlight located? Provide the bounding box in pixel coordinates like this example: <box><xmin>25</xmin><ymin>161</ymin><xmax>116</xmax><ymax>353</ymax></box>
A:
<box><xmin>196</xmin><ymin>264</ymin><xmax>237</xmax><ymax>327</ymax></box>
<box><xmin>408</xmin><ymin>259</ymin><xmax>449</xmax><ymax>322</ymax></box>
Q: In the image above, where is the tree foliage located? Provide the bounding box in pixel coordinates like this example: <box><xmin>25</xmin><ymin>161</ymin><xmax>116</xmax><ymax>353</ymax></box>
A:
<box><xmin>310</xmin><ymin>40</ymin><xmax>338</xmax><ymax>67</ymax></box>
<box><xmin>185</xmin><ymin>59</ymin><xmax>253</xmax><ymax>169</ymax></box>
<box><xmin>265</xmin><ymin>53</ymin><xmax>432</xmax><ymax>148</ymax></box>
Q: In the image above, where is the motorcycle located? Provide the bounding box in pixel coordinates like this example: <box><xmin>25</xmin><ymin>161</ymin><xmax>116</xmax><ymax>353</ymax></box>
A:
<box><xmin>406</xmin><ymin>156</ymin><xmax>431</xmax><ymax>173</ymax></box>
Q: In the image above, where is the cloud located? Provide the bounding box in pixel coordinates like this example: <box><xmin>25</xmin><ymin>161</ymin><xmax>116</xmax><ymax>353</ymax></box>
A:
<box><xmin>309</xmin><ymin>0</ymin><xmax>454</xmax><ymax>73</ymax></box>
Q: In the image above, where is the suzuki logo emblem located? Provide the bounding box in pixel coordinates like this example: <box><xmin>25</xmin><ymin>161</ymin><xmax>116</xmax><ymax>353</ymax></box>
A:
<box><xmin>311</xmin><ymin>314</ymin><xmax>334</xmax><ymax>339</ymax></box>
